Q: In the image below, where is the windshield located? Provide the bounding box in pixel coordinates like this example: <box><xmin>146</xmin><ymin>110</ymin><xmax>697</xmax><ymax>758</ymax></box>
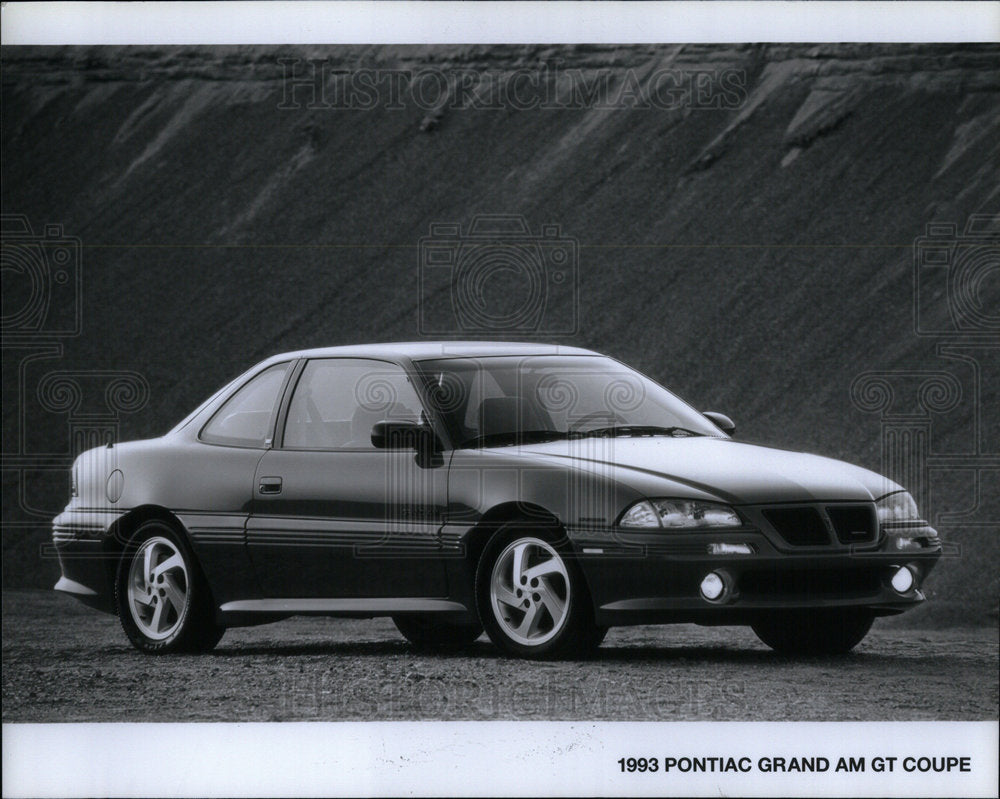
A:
<box><xmin>413</xmin><ymin>355</ymin><xmax>724</xmax><ymax>448</ymax></box>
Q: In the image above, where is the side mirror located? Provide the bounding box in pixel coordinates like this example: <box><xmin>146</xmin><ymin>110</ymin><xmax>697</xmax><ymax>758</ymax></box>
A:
<box><xmin>703</xmin><ymin>411</ymin><xmax>736</xmax><ymax>436</ymax></box>
<box><xmin>371</xmin><ymin>421</ymin><xmax>436</xmax><ymax>451</ymax></box>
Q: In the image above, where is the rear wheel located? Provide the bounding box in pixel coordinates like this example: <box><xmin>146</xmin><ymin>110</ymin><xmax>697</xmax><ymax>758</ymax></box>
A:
<box><xmin>476</xmin><ymin>525</ymin><xmax>601</xmax><ymax>659</ymax></box>
<box><xmin>115</xmin><ymin>520</ymin><xmax>225</xmax><ymax>654</ymax></box>
<box><xmin>392</xmin><ymin>615</ymin><xmax>482</xmax><ymax>651</ymax></box>
<box><xmin>751</xmin><ymin>609</ymin><xmax>874</xmax><ymax>655</ymax></box>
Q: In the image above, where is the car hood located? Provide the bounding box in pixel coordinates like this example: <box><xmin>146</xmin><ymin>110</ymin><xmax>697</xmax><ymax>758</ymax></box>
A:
<box><xmin>515</xmin><ymin>436</ymin><xmax>896</xmax><ymax>505</ymax></box>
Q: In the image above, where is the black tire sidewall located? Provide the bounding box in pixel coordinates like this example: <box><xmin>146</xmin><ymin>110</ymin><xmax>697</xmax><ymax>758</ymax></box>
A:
<box><xmin>392</xmin><ymin>614</ymin><xmax>483</xmax><ymax>651</ymax></box>
<box><xmin>752</xmin><ymin>609</ymin><xmax>874</xmax><ymax>655</ymax></box>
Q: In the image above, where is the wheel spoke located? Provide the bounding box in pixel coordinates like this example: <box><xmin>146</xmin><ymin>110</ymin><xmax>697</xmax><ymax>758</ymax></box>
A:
<box><xmin>153</xmin><ymin>553</ymin><xmax>184</xmax><ymax>579</ymax></box>
<box><xmin>494</xmin><ymin>584</ymin><xmax>520</xmax><ymax>608</ymax></box>
<box><xmin>150</xmin><ymin>597</ymin><xmax>168</xmax><ymax>632</ymax></box>
<box><xmin>161</xmin><ymin>574</ymin><xmax>185</xmax><ymax>614</ymax></box>
<box><xmin>536</xmin><ymin>576</ymin><xmax>565</xmax><ymax>621</ymax></box>
<box><xmin>143</xmin><ymin>546</ymin><xmax>155</xmax><ymax>586</ymax></box>
<box><xmin>133</xmin><ymin>589</ymin><xmax>154</xmax><ymax>607</ymax></box>
<box><xmin>515</xmin><ymin>602</ymin><xmax>540</xmax><ymax>637</ymax></box>
<box><xmin>523</xmin><ymin>558</ymin><xmax>562</xmax><ymax>582</ymax></box>
<box><xmin>510</xmin><ymin>542</ymin><xmax>528</xmax><ymax>584</ymax></box>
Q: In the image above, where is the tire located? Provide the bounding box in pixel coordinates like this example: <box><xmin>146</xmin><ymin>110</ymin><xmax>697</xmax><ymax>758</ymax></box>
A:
<box><xmin>115</xmin><ymin>520</ymin><xmax>225</xmax><ymax>654</ymax></box>
<box><xmin>392</xmin><ymin>615</ymin><xmax>483</xmax><ymax>652</ymax></box>
<box><xmin>751</xmin><ymin>609</ymin><xmax>874</xmax><ymax>656</ymax></box>
<box><xmin>475</xmin><ymin>524</ymin><xmax>601</xmax><ymax>660</ymax></box>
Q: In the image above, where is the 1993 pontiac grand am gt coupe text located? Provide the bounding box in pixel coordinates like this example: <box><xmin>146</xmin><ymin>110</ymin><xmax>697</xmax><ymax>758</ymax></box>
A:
<box><xmin>53</xmin><ymin>343</ymin><xmax>942</xmax><ymax>658</ymax></box>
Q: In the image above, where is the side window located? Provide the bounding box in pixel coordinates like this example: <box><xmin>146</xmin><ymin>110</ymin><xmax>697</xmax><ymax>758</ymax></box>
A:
<box><xmin>200</xmin><ymin>363</ymin><xmax>290</xmax><ymax>447</ymax></box>
<box><xmin>283</xmin><ymin>359</ymin><xmax>423</xmax><ymax>450</ymax></box>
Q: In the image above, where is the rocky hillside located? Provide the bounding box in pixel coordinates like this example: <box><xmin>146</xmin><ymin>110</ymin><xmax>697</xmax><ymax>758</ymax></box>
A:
<box><xmin>2</xmin><ymin>44</ymin><xmax>998</xmax><ymax>623</ymax></box>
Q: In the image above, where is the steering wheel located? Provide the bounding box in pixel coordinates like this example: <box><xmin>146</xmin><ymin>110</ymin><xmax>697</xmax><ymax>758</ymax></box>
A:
<box><xmin>568</xmin><ymin>411</ymin><xmax>627</xmax><ymax>432</ymax></box>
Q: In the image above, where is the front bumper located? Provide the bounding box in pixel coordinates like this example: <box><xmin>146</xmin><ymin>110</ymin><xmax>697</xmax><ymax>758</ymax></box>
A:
<box><xmin>51</xmin><ymin>509</ymin><xmax>123</xmax><ymax>614</ymax></box>
<box><xmin>570</xmin><ymin>525</ymin><xmax>942</xmax><ymax>627</ymax></box>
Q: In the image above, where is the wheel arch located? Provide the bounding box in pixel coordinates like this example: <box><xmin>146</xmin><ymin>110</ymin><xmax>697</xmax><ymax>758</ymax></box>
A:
<box><xmin>463</xmin><ymin>501</ymin><xmax>597</xmax><ymax>609</ymax></box>
<box><xmin>103</xmin><ymin>505</ymin><xmax>193</xmax><ymax>595</ymax></box>
<box><xmin>465</xmin><ymin>501</ymin><xmax>566</xmax><ymax>562</ymax></box>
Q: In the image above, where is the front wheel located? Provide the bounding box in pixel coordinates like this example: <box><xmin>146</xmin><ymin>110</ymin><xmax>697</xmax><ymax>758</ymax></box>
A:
<box><xmin>476</xmin><ymin>526</ymin><xmax>601</xmax><ymax>659</ymax></box>
<box><xmin>392</xmin><ymin>615</ymin><xmax>483</xmax><ymax>651</ymax></box>
<box><xmin>751</xmin><ymin>609</ymin><xmax>874</xmax><ymax>655</ymax></box>
<box><xmin>115</xmin><ymin>520</ymin><xmax>225</xmax><ymax>654</ymax></box>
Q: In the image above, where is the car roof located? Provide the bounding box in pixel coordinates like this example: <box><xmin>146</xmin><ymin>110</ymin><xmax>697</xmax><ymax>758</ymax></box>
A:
<box><xmin>259</xmin><ymin>341</ymin><xmax>601</xmax><ymax>365</ymax></box>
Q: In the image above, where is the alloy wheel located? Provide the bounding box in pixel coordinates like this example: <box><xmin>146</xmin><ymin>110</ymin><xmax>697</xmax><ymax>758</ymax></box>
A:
<box><xmin>126</xmin><ymin>535</ymin><xmax>190</xmax><ymax>641</ymax></box>
<box><xmin>489</xmin><ymin>537</ymin><xmax>571</xmax><ymax>646</ymax></box>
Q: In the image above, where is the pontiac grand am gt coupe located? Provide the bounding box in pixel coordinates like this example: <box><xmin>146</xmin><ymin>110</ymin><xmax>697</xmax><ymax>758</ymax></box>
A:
<box><xmin>53</xmin><ymin>343</ymin><xmax>941</xmax><ymax>658</ymax></box>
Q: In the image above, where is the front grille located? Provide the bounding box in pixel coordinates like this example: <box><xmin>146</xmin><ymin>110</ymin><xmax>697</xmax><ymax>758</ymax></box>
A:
<box><xmin>762</xmin><ymin>507</ymin><xmax>830</xmax><ymax>546</ymax></box>
<box><xmin>826</xmin><ymin>505</ymin><xmax>878</xmax><ymax>545</ymax></box>
<box><xmin>741</xmin><ymin>568</ymin><xmax>881</xmax><ymax>599</ymax></box>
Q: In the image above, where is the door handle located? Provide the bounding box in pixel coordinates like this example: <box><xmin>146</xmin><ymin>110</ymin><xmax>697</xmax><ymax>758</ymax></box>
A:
<box><xmin>259</xmin><ymin>476</ymin><xmax>283</xmax><ymax>494</ymax></box>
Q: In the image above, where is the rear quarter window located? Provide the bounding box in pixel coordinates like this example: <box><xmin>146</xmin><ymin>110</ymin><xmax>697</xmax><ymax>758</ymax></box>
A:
<box><xmin>199</xmin><ymin>362</ymin><xmax>290</xmax><ymax>447</ymax></box>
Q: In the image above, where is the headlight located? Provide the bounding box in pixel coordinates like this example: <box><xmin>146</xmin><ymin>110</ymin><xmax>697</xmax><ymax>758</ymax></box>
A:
<box><xmin>876</xmin><ymin>491</ymin><xmax>925</xmax><ymax>525</ymax></box>
<box><xmin>619</xmin><ymin>499</ymin><xmax>742</xmax><ymax>529</ymax></box>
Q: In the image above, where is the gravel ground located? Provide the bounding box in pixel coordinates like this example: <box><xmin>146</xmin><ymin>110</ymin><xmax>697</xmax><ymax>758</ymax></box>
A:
<box><xmin>3</xmin><ymin>591</ymin><xmax>997</xmax><ymax>722</ymax></box>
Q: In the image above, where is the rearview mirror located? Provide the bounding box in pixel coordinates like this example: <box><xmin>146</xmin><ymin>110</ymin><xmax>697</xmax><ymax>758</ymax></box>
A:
<box><xmin>703</xmin><ymin>411</ymin><xmax>736</xmax><ymax>436</ymax></box>
<box><xmin>371</xmin><ymin>421</ymin><xmax>436</xmax><ymax>451</ymax></box>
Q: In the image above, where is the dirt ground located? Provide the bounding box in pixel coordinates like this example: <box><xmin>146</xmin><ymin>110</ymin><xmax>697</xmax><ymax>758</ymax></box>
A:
<box><xmin>2</xmin><ymin>591</ymin><xmax>996</xmax><ymax>722</ymax></box>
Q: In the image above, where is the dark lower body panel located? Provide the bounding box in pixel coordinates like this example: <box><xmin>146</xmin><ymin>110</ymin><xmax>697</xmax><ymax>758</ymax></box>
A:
<box><xmin>568</xmin><ymin>528</ymin><xmax>941</xmax><ymax>627</ymax></box>
<box><xmin>54</xmin><ymin>513</ymin><xmax>941</xmax><ymax>631</ymax></box>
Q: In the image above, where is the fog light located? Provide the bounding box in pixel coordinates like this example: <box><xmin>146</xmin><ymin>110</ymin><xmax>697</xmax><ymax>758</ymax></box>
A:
<box><xmin>700</xmin><ymin>572</ymin><xmax>725</xmax><ymax>601</ymax></box>
<box><xmin>708</xmin><ymin>542</ymin><xmax>754</xmax><ymax>556</ymax></box>
<box><xmin>892</xmin><ymin>536</ymin><xmax>923</xmax><ymax>551</ymax></box>
<box><xmin>891</xmin><ymin>566</ymin><xmax>915</xmax><ymax>593</ymax></box>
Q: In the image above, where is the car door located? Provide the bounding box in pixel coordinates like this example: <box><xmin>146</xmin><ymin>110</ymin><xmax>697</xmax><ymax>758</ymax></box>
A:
<box><xmin>247</xmin><ymin>357</ymin><xmax>449</xmax><ymax>598</ymax></box>
<box><xmin>182</xmin><ymin>360</ymin><xmax>294</xmax><ymax>603</ymax></box>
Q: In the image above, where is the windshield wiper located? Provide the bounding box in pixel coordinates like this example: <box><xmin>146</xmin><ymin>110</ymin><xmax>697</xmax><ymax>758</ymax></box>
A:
<box><xmin>460</xmin><ymin>429</ymin><xmax>572</xmax><ymax>449</ymax></box>
<box><xmin>572</xmin><ymin>425</ymin><xmax>707</xmax><ymax>439</ymax></box>
<box><xmin>461</xmin><ymin>425</ymin><xmax>708</xmax><ymax>448</ymax></box>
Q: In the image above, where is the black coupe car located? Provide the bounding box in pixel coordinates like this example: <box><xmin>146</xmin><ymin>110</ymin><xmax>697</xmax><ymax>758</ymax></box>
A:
<box><xmin>53</xmin><ymin>342</ymin><xmax>941</xmax><ymax>658</ymax></box>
